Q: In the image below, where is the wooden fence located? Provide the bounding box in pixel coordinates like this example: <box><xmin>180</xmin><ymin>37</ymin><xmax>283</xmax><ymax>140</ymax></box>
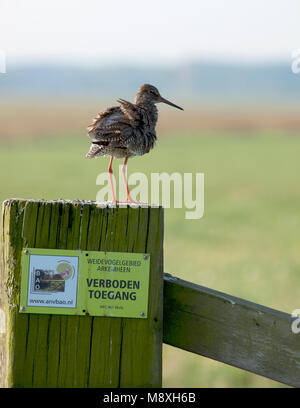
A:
<box><xmin>0</xmin><ymin>199</ymin><xmax>299</xmax><ymax>387</ymax></box>
<box><xmin>163</xmin><ymin>274</ymin><xmax>299</xmax><ymax>387</ymax></box>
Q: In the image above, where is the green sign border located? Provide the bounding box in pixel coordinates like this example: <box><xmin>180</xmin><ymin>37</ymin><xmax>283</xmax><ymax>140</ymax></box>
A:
<box><xmin>20</xmin><ymin>248</ymin><xmax>150</xmax><ymax>319</ymax></box>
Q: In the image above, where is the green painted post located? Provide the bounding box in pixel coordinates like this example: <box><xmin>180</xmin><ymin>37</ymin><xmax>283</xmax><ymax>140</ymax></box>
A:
<box><xmin>0</xmin><ymin>199</ymin><xmax>164</xmax><ymax>388</ymax></box>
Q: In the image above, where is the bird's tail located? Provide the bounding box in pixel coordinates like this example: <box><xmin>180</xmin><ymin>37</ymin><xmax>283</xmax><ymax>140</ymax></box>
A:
<box><xmin>85</xmin><ymin>143</ymin><xmax>102</xmax><ymax>158</ymax></box>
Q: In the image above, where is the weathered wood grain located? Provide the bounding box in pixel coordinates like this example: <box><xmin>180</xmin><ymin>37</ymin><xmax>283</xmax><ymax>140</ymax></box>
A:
<box><xmin>163</xmin><ymin>274</ymin><xmax>300</xmax><ymax>387</ymax></box>
<box><xmin>1</xmin><ymin>199</ymin><xmax>164</xmax><ymax>388</ymax></box>
<box><xmin>119</xmin><ymin>206</ymin><xmax>164</xmax><ymax>387</ymax></box>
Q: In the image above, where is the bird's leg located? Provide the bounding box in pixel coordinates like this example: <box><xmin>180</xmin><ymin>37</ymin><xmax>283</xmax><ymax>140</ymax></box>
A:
<box><xmin>108</xmin><ymin>156</ymin><xmax>117</xmax><ymax>202</ymax></box>
<box><xmin>121</xmin><ymin>157</ymin><xmax>148</xmax><ymax>205</ymax></box>
<box><xmin>121</xmin><ymin>157</ymin><xmax>134</xmax><ymax>202</ymax></box>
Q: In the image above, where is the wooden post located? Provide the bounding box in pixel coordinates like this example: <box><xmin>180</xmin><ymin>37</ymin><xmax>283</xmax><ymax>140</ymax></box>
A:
<box><xmin>0</xmin><ymin>199</ymin><xmax>164</xmax><ymax>388</ymax></box>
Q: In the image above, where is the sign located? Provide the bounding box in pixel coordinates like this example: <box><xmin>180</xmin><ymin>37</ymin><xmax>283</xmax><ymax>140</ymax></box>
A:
<box><xmin>20</xmin><ymin>248</ymin><xmax>150</xmax><ymax>319</ymax></box>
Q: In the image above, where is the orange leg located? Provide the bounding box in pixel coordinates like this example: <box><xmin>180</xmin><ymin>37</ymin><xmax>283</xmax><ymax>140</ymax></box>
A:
<box><xmin>108</xmin><ymin>156</ymin><xmax>117</xmax><ymax>202</ymax></box>
<box><xmin>121</xmin><ymin>157</ymin><xmax>134</xmax><ymax>202</ymax></box>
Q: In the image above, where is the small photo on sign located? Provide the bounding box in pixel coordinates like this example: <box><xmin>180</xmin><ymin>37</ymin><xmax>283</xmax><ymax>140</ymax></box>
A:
<box><xmin>27</xmin><ymin>254</ymin><xmax>79</xmax><ymax>308</ymax></box>
<box><xmin>31</xmin><ymin>262</ymin><xmax>73</xmax><ymax>294</ymax></box>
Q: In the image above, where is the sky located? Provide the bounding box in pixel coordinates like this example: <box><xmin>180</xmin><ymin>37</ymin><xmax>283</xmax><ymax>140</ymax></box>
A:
<box><xmin>1</xmin><ymin>0</ymin><xmax>300</xmax><ymax>66</ymax></box>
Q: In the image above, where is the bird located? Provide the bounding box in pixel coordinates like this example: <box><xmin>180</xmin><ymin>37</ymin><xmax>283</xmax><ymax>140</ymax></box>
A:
<box><xmin>86</xmin><ymin>84</ymin><xmax>183</xmax><ymax>203</ymax></box>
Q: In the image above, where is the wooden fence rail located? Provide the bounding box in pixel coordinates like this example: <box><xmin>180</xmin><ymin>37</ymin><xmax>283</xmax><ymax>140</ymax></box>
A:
<box><xmin>163</xmin><ymin>274</ymin><xmax>300</xmax><ymax>387</ymax></box>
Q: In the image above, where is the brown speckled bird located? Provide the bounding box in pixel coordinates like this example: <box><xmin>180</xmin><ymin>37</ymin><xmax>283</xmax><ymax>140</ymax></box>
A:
<box><xmin>86</xmin><ymin>84</ymin><xmax>183</xmax><ymax>202</ymax></box>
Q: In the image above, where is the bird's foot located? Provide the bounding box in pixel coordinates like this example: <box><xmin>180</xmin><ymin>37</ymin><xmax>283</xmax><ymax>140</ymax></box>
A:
<box><xmin>109</xmin><ymin>199</ymin><xmax>139</xmax><ymax>205</ymax></box>
<box><xmin>126</xmin><ymin>196</ymin><xmax>149</xmax><ymax>206</ymax></box>
<box><xmin>105</xmin><ymin>198</ymin><xmax>149</xmax><ymax>206</ymax></box>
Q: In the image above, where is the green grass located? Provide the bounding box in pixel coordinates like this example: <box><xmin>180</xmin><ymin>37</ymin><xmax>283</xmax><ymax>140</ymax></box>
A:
<box><xmin>1</xmin><ymin>130</ymin><xmax>300</xmax><ymax>387</ymax></box>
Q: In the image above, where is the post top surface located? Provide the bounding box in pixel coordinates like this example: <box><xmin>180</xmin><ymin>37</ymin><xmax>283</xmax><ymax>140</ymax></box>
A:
<box><xmin>2</xmin><ymin>198</ymin><xmax>163</xmax><ymax>209</ymax></box>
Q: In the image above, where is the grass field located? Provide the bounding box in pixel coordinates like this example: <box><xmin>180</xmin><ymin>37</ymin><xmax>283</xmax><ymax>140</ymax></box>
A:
<box><xmin>1</xmin><ymin>126</ymin><xmax>300</xmax><ymax>387</ymax></box>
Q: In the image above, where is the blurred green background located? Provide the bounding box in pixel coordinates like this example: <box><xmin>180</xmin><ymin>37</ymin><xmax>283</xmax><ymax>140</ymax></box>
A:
<box><xmin>2</xmin><ymin>0</ymin><xmax>300</xmax><ymax>388</ymax></box>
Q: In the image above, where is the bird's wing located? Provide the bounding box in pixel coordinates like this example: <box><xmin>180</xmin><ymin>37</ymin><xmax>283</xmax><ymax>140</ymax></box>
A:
<box><xmin>87</xmin><ymin>105</ymin><xmax>135</xmax><ymax>148</ymax></box>
<box><xmin>87</xmin><ymin>106</ymin><xmax>122</xmax><ymax>133</ymax></box>
<box><xmin>117</xmin><ymin>99</ymin><xmax>144</xmax><ymax>122</ymax></box>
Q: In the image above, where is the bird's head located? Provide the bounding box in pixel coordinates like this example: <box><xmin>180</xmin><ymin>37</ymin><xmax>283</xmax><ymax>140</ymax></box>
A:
<box><xmin>135</xmin><ymin>84</ymin><xmax>183</xmax><ymax>110</ymax></box>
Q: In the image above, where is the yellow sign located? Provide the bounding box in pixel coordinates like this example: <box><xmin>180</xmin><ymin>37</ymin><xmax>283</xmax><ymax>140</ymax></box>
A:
<box><xmin>20</xmin><ymin>248</ymin><xmax>150</xmax><ymax>319</ymax></box>
<box><xmin>82</xmin><ymin>251</ymin><xmax>150</xmax><ymax>318</ymax></box>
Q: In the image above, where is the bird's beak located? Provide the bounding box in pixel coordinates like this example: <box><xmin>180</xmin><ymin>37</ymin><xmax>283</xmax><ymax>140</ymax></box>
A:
<box><xmin>158</xmin><ymin>96</ymin><xmax>184</xmax><ymax>110</ymax></box>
